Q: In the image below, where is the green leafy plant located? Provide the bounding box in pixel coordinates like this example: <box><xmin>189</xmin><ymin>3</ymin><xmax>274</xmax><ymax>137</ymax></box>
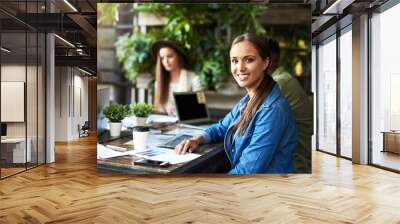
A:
<box><xmin>103</xmin><ymin>104</ymin><xmax>129</xmax><ymax>122</ymax></box>
<box><xmin>109</xmin><ymin>3</ymin><xmax>310</xmax><ymax>89</ymax></box>
<box><xmin>130</xmin><ymin>4</ymin><xmax>268</xmax><ymax>90</ymax></box>
<box><xmin>115</xmin><ymin>28</ymin><xmax>156</xmax><ymax>81</ymax></box>
<box><xmin>130</xmin><ymin>103</ymin><xmax>154</xmax><ymax>118</ymax></box>
<box><xmin>115</xmin><ymin>4</ymin><xmax>265</xmax><ymax>89</ymax></box>
<box><xmin>98</xmin><ymin>3</ymin><xmax>120</xmax><ymax>25</ymax></box>
<box><xmin>200</xmin><ymin>59</ymin><xmax>223</xmax><ymax>90</ymax></box>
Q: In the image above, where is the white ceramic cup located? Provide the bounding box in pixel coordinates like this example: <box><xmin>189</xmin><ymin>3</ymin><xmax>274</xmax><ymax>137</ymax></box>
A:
<box><xmin>132</xmin><ymin>126</ymin><xmax>150</xmax><ymax>152</ymax></box>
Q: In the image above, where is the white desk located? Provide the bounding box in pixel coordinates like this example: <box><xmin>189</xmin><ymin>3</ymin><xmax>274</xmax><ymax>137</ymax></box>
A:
<box><xmin>1</xmin><ymin>138</ymin><xmax>32</xmax><ymax>163</ymax></box>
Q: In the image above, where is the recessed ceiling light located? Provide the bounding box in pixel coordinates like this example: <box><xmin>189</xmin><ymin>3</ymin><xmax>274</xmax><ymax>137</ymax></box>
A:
<box><xmin>1</xmin><ymin>47</ymin><xmax>11</xmax><ymax>53</ymax></box>
<box><xmin>78</xmin><ymin>67</ymin><xmax>93</xmax><ymax>76</ymax></box>
<box><xmin>54</xmin><ymin>34</ymin><xmax>75</xmax><ymax>48</ymax></box>
<box><xmin>322</xmin><ymin>0</ymin><xmax>354</xmax><ymax>15</ymax></box>
<box><xmin>63</xmin><ymin>0</ymin><xmax>78</xmax><ymax>12</ymax></box>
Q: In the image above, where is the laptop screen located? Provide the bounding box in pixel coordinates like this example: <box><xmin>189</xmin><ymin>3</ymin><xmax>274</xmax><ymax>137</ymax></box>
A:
<box><xmin>174</xmin><ymin>92</ymin><xmax>208</xmax><ymax>122</ymax></box>
<box><xmin>1</xmin><ymin>123</ymin><xmax>7</xmax><ymax>137</ymax></box>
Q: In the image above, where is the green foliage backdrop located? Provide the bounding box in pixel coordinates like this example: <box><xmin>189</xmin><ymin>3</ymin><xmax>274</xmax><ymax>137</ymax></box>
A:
<box><xmin>99</xmin><ymin>3</ymin><xmax>310</xmax><ymax>90</ymax></box>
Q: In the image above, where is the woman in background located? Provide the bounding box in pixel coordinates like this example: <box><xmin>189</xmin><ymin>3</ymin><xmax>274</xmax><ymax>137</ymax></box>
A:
<box><xmin>174</xmin><ymin>33</ymin><xmax>298</xmax><ymax>174</ymax></box>
<box><xmin>152</xmin><ymin>40</ymin><xmax>203</xmax><ymax>115</ymax></box>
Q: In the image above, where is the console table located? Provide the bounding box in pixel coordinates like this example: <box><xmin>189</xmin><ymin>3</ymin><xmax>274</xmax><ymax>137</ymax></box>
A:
<box><xmin>382</xmin><ymin>131</ymin><xmax>400</xmax><ymax>154</ymax></box>
<box><xmin>1</xmin><ymin>138</ymin><xmax>32</xmax><ymax>164</ymax></box>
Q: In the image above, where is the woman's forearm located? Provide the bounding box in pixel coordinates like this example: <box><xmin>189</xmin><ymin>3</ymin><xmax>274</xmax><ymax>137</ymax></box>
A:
<box><xmin>191</xmin><ymin>135</ymin><xmax>205</xmax><ymax>145</ymax></box>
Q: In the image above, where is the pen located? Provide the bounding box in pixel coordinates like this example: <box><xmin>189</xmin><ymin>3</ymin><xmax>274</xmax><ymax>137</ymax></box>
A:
<box><xmin>158</xmin><ymin>133</ymin><xmax>176</xmax><ymax>136</ymax></box>
<box><xmin>106</xmin><ymin>145</ymin><xmax>128</xmax><ymax>152</ymax></box>
<box><xmin>179</xmin><ymin>123</ymin><xmax>205</xmax><ymax>130</ymax></box>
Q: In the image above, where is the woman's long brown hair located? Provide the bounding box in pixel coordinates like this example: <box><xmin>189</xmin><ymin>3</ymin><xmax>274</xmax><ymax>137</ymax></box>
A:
<box><xmin>231</xmin><ymin>33</ymin><xmax>275</xmax><ymax>135</ymax></box>
<box><xmin>154</xmin><ymin>47</ymin><xmax>189</xmax><ymax>111</ymax></box>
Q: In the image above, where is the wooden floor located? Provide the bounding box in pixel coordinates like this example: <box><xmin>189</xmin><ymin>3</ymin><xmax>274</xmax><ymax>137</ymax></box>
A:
<box><xmin>372</xmin><ymin>150</ymin><xmax>400</xmax><ymax>171</ymax></box>
<box><xmin>1</xmin><ymin>135</ymin><xmax>400</xmax><ymax>223</ymax></box>
<box><xmin>1</xmin><ymin>167</ymin><xmax>26</xmax><ymax>178</ymax></box>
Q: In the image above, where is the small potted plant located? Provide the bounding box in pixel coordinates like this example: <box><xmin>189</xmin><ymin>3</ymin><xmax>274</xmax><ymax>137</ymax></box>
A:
<box><xmin>130</xmin><ymin>102</ymin><xmax>154</xmax><ymax>126</ymax></box>
<box><xmin>103</xmin><ymin>104</ymin><xmax>129</xmax><ymax>137</ymax></box>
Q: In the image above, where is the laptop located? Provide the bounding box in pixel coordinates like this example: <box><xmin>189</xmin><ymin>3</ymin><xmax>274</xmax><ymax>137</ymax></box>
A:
<box><xmin>158</xmin><ymin>92</ymin><xmax>214</xmax><ymax>149</ymax></box>
<box><xmin>173</xmin><ymin>91</ymin><xmax>214</xmax><ymax>125</ymax></box>
<box><xmin>1</xmin><ymin>123</ymin><xmax>7</xmax><ymax>140</ymax></box>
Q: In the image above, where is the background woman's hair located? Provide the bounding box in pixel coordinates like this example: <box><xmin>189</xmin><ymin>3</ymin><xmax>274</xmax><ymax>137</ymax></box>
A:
<box><xmin>154</xmin><ymin>47</ymin><xmax>189</xmax><ymax>111</ymax></box>
<box><xmin>231</xmin><ymin>33</ymin><xmax>275</xmax><ymax>135</ymax></box>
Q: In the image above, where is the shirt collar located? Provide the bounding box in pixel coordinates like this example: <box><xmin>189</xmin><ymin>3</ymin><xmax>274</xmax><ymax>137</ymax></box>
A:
<box><xmin>237</xmin><ymin>83</ymin><xmax>281</xmax><ymax>108</ymax></box>
<box><xmin>262</xmin><ymin>84</ymin><xmax>280</xmax><ymax>107</ymax></box>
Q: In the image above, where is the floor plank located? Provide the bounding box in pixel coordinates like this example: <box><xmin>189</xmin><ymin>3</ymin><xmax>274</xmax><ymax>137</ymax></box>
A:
<box><xmin>0</xmin><ymin>135</ymin><xmax>400</xmax><ymax>223</ymax></box>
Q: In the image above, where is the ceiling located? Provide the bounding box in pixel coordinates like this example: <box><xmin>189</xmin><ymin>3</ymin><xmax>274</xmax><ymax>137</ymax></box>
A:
<box><xmin>0</xmin><ymin>0</ymin><xmax>97</xmax><ymax>74</ymax></box>
<box><xmin>2</xmin><ymin>0</ymin><xmax>389</xmax><ymax>74</ymax></box>
<box><xmin>311</xmin><ymin>0</ymin><xmax>389</xmax><ymax>41</ymax></box>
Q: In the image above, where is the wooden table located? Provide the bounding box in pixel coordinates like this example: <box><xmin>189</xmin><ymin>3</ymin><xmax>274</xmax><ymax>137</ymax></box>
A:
<box><xmin>97</xmin><ymin>130</ymin><xmax>228</xmax><ymax>175</ymax></box>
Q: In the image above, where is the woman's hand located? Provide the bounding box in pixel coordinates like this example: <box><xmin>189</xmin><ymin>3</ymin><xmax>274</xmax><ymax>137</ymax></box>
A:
<box><xmin>175</xmin><ymin>135</ymin><xmax>204</xmax><ymax>154</ymax></box>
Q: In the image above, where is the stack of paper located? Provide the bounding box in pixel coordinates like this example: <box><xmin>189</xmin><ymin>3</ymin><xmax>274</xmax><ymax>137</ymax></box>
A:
<box><xmin>97</xmin><ymin>144</ymin><xmax>131</xmax><ymax>159</ymax></box>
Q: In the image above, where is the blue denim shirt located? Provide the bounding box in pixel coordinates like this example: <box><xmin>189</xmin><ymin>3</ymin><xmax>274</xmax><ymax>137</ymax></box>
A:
<box><xmin>203</xmin><ymin>85</ymin><xmax>298</xmax><ymax>174</ymax></box>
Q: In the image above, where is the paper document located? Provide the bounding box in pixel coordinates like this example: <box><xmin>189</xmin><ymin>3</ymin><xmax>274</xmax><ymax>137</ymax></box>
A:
<box><xmin>122</xmin><ymin>115</ymin><xmax>178</xmax><ymax>128</ymax></box>
<box><xmin>147</xmin><ymin>114</ymin><xmax>178</xmax><ymax>124</ymax></box>
<box><xmin>179</xmin><ymin>123</ymin><xmax>205</xmax><ymax>130</ymax></box>
<box><xmin>131</xmin><ymin>148</ymin><xmax>201</xmax><ymax>164</ymax></box>
<box><xmin>151</xmin><ymin>151</ymin><xmax>201</xmax><ymax>164</ymax></box>
<box><xmin>97</xmin><ymin>144</ymin><xmax>131</xmax><ymax>159</ymax></box>
<box><xmin>165</xmin><ymin>127</ymin><xmax>205</xmax><ymax>136</ymax></box>
<box><xmin>106</xmin><ymin>144</ymin><xmax>129</xmax><ymax>152</ymax></box>
<box><xmin>124</xmin><ymin>134</ymin><xmax>172</xmax><ymax>148</ymax></box>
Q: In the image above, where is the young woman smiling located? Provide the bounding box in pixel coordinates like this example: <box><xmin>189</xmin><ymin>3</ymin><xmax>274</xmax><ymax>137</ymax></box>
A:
<box><xmin>174</xmin><ymin>33</ymin><xmax>298</xmax><ymax>174</ymax></box>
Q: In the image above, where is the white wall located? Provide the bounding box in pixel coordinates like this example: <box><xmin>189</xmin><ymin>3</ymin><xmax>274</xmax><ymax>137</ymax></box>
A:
<box><xmin>55</xmin><ymin>67</ymin><xmax>89</xmax><ymax>141</ymax></box>
<box><xmin>72</xmin><ymin>73</ymin><xmax>89</xmax><ymax>138</ymax></box>
<box><xmin>55</xmin><ymin>66</ymin><xmax>68</xmax><ymax>141</ymax></box>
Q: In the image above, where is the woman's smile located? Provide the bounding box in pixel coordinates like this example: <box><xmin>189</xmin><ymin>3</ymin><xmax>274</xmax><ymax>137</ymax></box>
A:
<box><xmin>237</xmin><ymin>73</ymin><xmax>250</xmax><ymax>81</ymax></box>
